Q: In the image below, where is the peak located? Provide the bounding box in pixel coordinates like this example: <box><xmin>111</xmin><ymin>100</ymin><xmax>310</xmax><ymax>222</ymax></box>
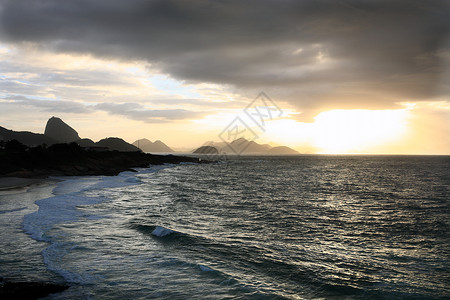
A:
<box><xmin>96</xmin><ymin>137</ymin><xmax>140</xmax><ymax>152</ymax></box>
<box><xmin>132</xmin><ymin>139</ymin><xmax>173</xmax><ymax>153</ymax></box>
<box><xmin>48</xmin><ymin>116</ymin><xmax>63</xmax><ymax>122</ymax></box>
<box><xmin>232</xmin><ymin>137</ymin><xmax>249</xmax><ymax>143</ymax></box>
<box><xmin>44</xmin><ymin>117</ymin><xmax>80</xmax><ymax>143</ymax></box>
<box><xmin>100</xmin><ymin>137</ymin><xmax>124</xmax><ymax>142</ymax></box>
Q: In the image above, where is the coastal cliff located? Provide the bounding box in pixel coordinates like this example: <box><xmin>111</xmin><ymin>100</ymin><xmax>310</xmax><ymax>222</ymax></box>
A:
<box><xmin>0</xmin><ymin>141</ymin><xmax>201</xmax><ymax>178</ymax></box>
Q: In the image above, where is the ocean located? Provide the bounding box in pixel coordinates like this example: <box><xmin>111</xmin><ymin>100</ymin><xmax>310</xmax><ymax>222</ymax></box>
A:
<box><xmin>0</xmin><ymin>155</ymin><xmax>449</xmax><ymax>299</ymax></box>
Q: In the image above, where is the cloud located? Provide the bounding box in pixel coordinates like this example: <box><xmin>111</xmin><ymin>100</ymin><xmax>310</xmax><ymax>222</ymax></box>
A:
<box><xmin>94</xmin><ymin>102</ymin><xmax>205</xmax><ymax>122</ymax></box>
<box><xmin>0</xmin><ymin>95</ymin><xmax>204</xmax><ymax>122</ymax></box>
<box><xmin>0</xmin><ymin>95</ymin><xmax>90</xmax><ymax>113</ymax></box>
<box><xmin>0</xmin><ymin>0</ymin><xmax>448</xmax><ymax>118</ymax></box>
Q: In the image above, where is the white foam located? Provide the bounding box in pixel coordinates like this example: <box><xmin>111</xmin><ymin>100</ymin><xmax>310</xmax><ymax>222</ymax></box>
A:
<box><xmin>42</xmin><ymin>242</ymin><xmax>99</xmax><ymax>284</ymax></box>
<box><xmin>151</xmin><ymin>226</ymin><xmax>176</xmax><ymax>237</ymax></box>
<box><xmin>23</xmin><ymin>165</ymin><xmax>171</xmax><ymax>284</ymax></box>
<box><xmin>23</xmin><ymin>194</ymin><xmax>105</xmax><ymax>241</ymax></box>
<box><xmin>51</xmin><ymin>169</ymin><xmax>146</xmax><ymax>197</ymax></box>
<box><xmin>51</xmin><ymin>176</ymin><xmax>103</xmax><ymax>196</ymax></box>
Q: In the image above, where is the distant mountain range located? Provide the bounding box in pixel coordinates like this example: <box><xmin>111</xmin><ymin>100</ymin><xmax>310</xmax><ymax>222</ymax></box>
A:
<box><xmin>1</xmin><ymin>117</ymin><xmax>297</xmax><ymax>155</ymax></box>
<box><xmin>194</xmin><ymin>137</ymin><xmax>299</xmax><ymax>155</ymax></box>
<box><xmin>0</xmin><ymin>117</ymin><xmax>172</xmax><ymax>153</ymax></box>
<box><xmin>132</xmin><ymin>139</ymin><xmax>173</xmax><ymax>153</ymax></box>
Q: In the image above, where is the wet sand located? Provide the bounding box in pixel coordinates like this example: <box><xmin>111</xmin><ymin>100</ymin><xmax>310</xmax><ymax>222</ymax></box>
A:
<box><xmin>0</xmin><ymin>177</ymin><xmax>45</xmax><ymax>191</ymax></box>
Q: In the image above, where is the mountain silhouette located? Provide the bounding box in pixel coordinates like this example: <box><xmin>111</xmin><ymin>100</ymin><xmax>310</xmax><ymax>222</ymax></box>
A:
<box><xmin>1</xmin><ymin>117</ymin><xmax>142</xmax><ymax>152</ymax></box>
<box><xmin>193</xmin><ymin>145</ymin><xmax>219</xmax><ymax>154</ymax></box>
<box><xmin>267</xmin><ymin>146</ymin><xmax>299</xmax><ymax>155</ymax></box>
<box><xmin>197</xmin><ymin>138</ymin><xmax>299</xmax><ymax>155</ymax></box>
<box><xmin>74</xmin><ymin>138</ymin><xmax>96</xmax><ymax>147</ymax></box>
<box><xmin>0</xmin><ymin>126</ymin><xmax>57</xmax><ymax>147</ymax></box>
<box><xmin>132</xmin><ymin>139</ymin><xmax>173</xmax><ymax>153</ymax></box>
<box><xmin>96</xmin><ymin>137</ymin><xmax>140</xmax><ymax>152</ymax></box>
<box><xmin>44</xmin><ymin>116</ymin><xmax>80</xmax><ymax>143</ymax></box>
<box><xmin>228</xmin><ymin>138</ymin><xmax>272</xmax><ymax>153</ymax></box>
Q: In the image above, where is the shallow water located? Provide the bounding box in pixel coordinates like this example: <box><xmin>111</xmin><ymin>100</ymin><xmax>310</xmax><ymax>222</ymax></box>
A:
<box><xmin>1</xmin><ymin>156</ymin><xmax>449</xmax><ymax>299</ymax></box>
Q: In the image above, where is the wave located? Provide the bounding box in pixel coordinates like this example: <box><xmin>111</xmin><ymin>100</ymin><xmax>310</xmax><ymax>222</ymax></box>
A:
<box><xmin>22</xmin><ymin>166</ymin><xmax>169</xmax><ymax>284</ymax></box>
<box><xmin>129</xmin><ymin>222</ymin><xmax>330</xmax><ymax>298</ymax></box>
<box><xmin>130</xmin><ymin>224</ymin><xmax>186</xmax><ymax>239</ymax></box>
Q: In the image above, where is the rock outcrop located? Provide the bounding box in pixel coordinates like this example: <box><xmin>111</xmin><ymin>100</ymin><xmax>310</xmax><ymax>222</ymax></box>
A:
<box><xmin>44</xmin><ymin>116</ymin><xmax>80</xmax><ymax>143</ymax></box>
<box><xmin>0</xmin><ymin>141</ymin><xmax>203</xmax><ymax>178</ymax></box>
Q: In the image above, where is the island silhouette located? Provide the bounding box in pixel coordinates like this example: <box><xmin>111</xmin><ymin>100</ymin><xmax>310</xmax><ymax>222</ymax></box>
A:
<box><xmin>193</xmin><ymin>138</ymin><xmax>299</xmax><ymax>155</ymax></box>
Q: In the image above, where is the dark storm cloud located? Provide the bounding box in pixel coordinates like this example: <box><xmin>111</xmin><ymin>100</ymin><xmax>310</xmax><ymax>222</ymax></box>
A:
<box><xmin>0</xmin><ymin>0</ymin><xmax>448</xmax><ymax>114</ymax></box>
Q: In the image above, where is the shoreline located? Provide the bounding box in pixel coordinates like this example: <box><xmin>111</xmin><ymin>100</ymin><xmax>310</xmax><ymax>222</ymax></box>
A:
<box><xmin>1</xmin><ymin>178</ymin><xmax>67</xmax><ymax>299</ymax></box>
<box><xmin>0</xmin><ymin>162</ymin><xmax>176</xmax><ymax>298</ymax></box>
<box><xmin>1</xmin><ymin>149</ymin><xmax>204</xmax><ymax>179</ymax></box>
<box><xmin>0</xmin><ymin>177</ymin><xmax>47</xmax><ymax>191</ymax></box>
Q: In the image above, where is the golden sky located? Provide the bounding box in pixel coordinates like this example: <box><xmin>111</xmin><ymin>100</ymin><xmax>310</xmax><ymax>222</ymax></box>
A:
<box><xmin>0</xmin><ymin>1</ymin><xmax>449</xmax><ymax>154</ymax></box>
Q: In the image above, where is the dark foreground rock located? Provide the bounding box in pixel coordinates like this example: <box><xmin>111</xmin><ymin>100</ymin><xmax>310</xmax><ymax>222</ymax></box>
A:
<box><xmin>0</xmin><ymin>141</ymin><xmax>203</xmax><ymax>178</ymax></box>
<box><xmin>0</xmin><ymin>278</ymin><xmax>69</xmax><ymax>300</ymax></box>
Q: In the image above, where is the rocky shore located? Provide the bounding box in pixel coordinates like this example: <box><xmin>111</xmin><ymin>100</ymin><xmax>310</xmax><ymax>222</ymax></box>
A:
<box><xmin>0</xmin><ymin>141</ymin><xmax>202</xmax><ymax>179</ymax></box>
<box><xmin>0</xmin><ymin>277</ymin><xmax>69</xmax><ymax>300</ymax></box>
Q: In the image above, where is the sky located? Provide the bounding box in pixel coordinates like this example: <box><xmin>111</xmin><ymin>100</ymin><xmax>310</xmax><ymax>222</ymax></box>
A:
<box><xmin>0</xmin><ymin>0</ymin><xmax>449</xmax><ymax>154</ymax></box>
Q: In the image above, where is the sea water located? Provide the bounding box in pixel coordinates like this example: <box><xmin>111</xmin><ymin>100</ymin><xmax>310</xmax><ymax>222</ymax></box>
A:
<box><xmin>0</xmin><ymin>156</ymin><xmax>449</xmax><ymax>299</ymax></box>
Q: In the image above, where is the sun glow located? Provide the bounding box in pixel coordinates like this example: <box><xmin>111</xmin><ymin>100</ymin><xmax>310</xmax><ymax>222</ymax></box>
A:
<box><xmin>312</xmin><ymin>109</ymin><xmax>409</xmax><ymax>153</ymax></box>
<box><xmin>263</xmin><ymin>108</ymin><xmax>410</xmax><ymax>154</ymax></box>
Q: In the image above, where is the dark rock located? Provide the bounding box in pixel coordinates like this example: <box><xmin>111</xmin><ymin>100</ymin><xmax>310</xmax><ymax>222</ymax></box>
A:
<box><xmin>75</xmin><ymin>138</ymin><xmax>96</xmax><ymax>147</ymax></box>
<box><xmin>0</xmin><ymin>143</ymin><xmax>204</xmax><ymax>178</ymax></box>
<box><xmin>44</xmin><ymin>117</ymin><xmax>80</xmax><ymax>143</ymax></box>
<box><xmin>0</xmin><ymin>279</ymin><xmax>69</xmax><ymax>300</ymax></box>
